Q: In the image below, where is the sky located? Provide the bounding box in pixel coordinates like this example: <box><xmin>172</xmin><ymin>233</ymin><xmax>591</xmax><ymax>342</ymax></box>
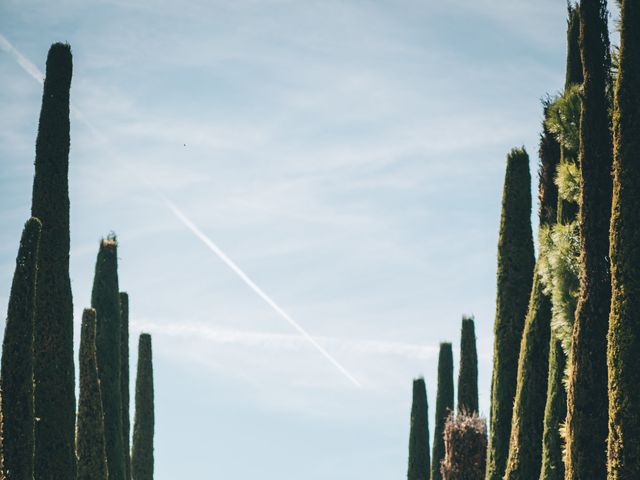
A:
<box><xmin>0</xmin><ymin>1</ymin><xmax>571</xmax><ymax>478</ymax></box>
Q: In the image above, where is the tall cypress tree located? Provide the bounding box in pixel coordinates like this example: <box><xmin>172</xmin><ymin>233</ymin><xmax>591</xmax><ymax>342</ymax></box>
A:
<box><xmin>457</xmin><ymin>316</ymin><xmax>478</xmax><ymax>415</ymax></box>
<box><xmin>120</xmin><ymin>292</ymin><xmax>131</xmax><ymax>480</ymax></box>
<box><xmin>91</xmin><ymin>238</ymin><xmax>126</xmax><ymax>480</ymax></box>
<box><xmin>31</xmin><ymin>42</ymin><xmax>76</xmax><ymax>480</ymax></box>
<box><xmin>607</xmin><ymin>0</ymin><xmax>640</xmax><ymax>476</ymax></box>
<box><xmin>485</xmin><ymin>148</ymin><xmax>535</xmax><ymax>480</ymax></box>
<box><xmin>564</xmin><ymin>1</ymin><xmax>613</xmax><ymax>479</ymax></box>
<box><xmin>503</xmin><ymin>103</ymin><xmax>561</xmax><ymax>480</ymax></box>
<box><xmin>431</xmin><ymin>343</ymin><xmax>453</xmax><ymax>480</ymax></box>
<box><xmin>539</xmin><ymin>10</ymin><xmax>582</xmax><ymax>479</ymax></box>
<box><xmin>76</xmin><ymin>308</ymin><xmax>108</xmax><ymax>480</ymax></box>
<box><xmin>408</xmin><ymin>378</ymin><xmax>430</xmax><ymax>480</ymax></box>
<box><xmin>132</xmin><ymin>334</ymin><xmax>154</xmax><ymax>480</ymax></box>
<box><xmin>1</xmin><ymin>218</ymin><xmax>41</xmax><ymax>479</ymax></box>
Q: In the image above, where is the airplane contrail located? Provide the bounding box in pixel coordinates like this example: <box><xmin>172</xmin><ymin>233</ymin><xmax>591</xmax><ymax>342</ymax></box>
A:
<box><xmin>1</xmin><ymin>33</ymin><xmax>362</xmax><ymax>388</ymax></box>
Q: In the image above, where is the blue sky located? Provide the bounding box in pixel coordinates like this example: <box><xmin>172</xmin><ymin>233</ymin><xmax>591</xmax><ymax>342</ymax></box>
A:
<box><xmin>1</xmin><ymin>1</ymin><xmax>569</xmax><ymax>478</ymax></box>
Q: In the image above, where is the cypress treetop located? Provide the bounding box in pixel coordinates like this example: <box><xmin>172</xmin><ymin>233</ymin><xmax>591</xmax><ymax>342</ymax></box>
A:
<box><xmin>31</xmin><ymin>42</ymin><xmax>77</xmax><ymax>480</ymax></box>
<box><xmin>1</xmin><ymin>218</ymin><xmax>41</xmax><ymax>479</ymax></box>
<box><xmin>408</xmin><ymin>378</ymin><xmax>430</xmax><ymax>480</ymax></box>
<box><xmin>485</xmin><ymin>148</ymin><xmax>535</xmax><ymax>480</ymax></box>
<box><xmin>92</xmin><ymin>237</ymin><xmax>126</xmax><ymax>480</ymax></box>
<box><xmin>565</xmin><ymin>1</ymin><xmax>613</xmax><ymax>478</ymax></box>
<box><xmin>76</xmin><ymin>308</ymin><xmax>108</xmax><ymax>480</ymax></box>
<box><xmin>431</xmin><ymin>343</ymin><xmax>454</xmax><ymax>480</ymax></box>
<box><xmin>132</xmin><ymin>334</ymin><xmax>154</xmax><ymax>480</ymax></box>
<box><xmin>457</xmin><ymin>316</ymin><xmax>478</xmax><ymax>415</ymax></box>
<box><xmin>607</xmin><ymin>0</ymin><xmax>640</xmax><ymax>476</ymax></box>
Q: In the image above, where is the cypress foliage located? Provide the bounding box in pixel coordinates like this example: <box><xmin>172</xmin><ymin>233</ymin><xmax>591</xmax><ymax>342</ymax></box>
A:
<box><xmin>0</xmin><ymin>218</ymin><xmax>41</xmax><ymax>479</ymax></box>
<box><xmin>76</xmin><ymin>308</ymin><xmax>108</xmax><ymax>480</ymax></box>
<box><xmin>457</xmin><ymin>317</ymin><xmax>478</xmax><ymax>415</ymax></box>
<box><xmin>31</xmin><ymin>42</ymin><xmax>77</xmax><ymax>479</ymax></box>
<box><xmin>565</xmin><ymin>5</ymin><xmax>584</xmax><ymax>91</ymax></box>
<box><xmin>132</xmin><ymin>334</ymin><xmax>154</xmax><ymax>480</ymax></box>
<box><xmin>408</xmin><ymin>378</ymin><xmax>430</xmax><ymax>480</ymax></box>
<box><xmin>565</xmin><ymin>1</ymin><xmax>613</xmax><ymax>478</ymax></box>
<box><xmin>539</xmin><ymin>338</ymin><xmax>566</xmax><ymax>480</ymax></box>
<box><xmin>485</xmin><ymin>148</ymin><xmax>535</xmax><ymax>480</ymax></box>
<box><xmin>92</xmin><ymin>238</ymin><xmax>126</xmax><ymax>480</ymax></box>
<box><xmin>607</xmin><ymin>0</ymin><xmax>640</xmax><ymax>476</ymax></box>
<box><xmin>441</xmin><ymin>413</ymin><xmax>487</xmax><ymax>480</ymax></box>
<box><xmin>503</xmin><ymin>104</ymin><xmax>561</xmax><ymax>480</ymax></box>
<box><xmin>431</xmin><ymin>343</ymin><xmax>454</xmax><ymax>480</ymax></box>
<box><xmin>120</xmin><ymin>292</ymin><xmax>131</xmax><ymax>480</ymax></box>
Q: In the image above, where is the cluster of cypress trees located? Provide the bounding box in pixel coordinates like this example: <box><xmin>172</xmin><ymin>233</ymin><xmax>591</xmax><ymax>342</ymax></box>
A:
<box><xmin>0</xmin><ymin>43</ymin><xmax>156</xmax><ymax>479</ymax></box>
<box><xmin>481</xmin><ymin>1</ymin><xmax>640</xmax><ymax>479</ymax></box>
<box><xmin>407</xmin><ymin>317</ymin><xmax>483</xmax><ymax>479</ymax></box>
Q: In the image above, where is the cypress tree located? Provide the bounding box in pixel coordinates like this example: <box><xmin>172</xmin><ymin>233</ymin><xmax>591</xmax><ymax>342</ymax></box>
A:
<box><xmin>485</xmin><ymin>148</ymin><xmax>535</xmax><ymax>480</ymax></box>
<box><xmin>503</xmin><ymin>103</ymin><xmax>561</xmax><ymax>480</ymax></box>
<box><xmin>132</xmin><ymin>334</ymin><xmax>154</xmax><ymax>480</ymax></box>
<box><xmin>607</xmin><ymin>0</ymin><xmax>640</xmax><ymax>476</ymax></box>
<box><xmin>539</xmin><ymin>338</ymin><xmax>566</xmax><ymax>480</ymax></box>
<box><xmin>91</xmin><ymin>238</ymin><xmax>126</xmax><ymax>480</ymax></box>
<box><xmin>120</xmin><ymin>292</ymin><xmax>131</xmax><ymax>480</ymax></box>
<box><xmin>31</xmin><ymin>42</ymin><xmax>76</xmax><ymax>479</ymax></box>
<box><xmin>0</xmin><ymin>218</ymin><xmax>41</xmax><ymax>479</ymax></box>
<box><xmin>408</xmin><ymin>378</ymin><xmax>430</xmax><ymax>480</ymax></box>
<box><xmin>431</xmin><ymin>343</ymin><xmax>454</xmax><ymax>480</ymax></box>
<box><xmin>564</xmin><ymin>1</ymin><xmax>613</xmax><ymax>479</ymax></box>
<box><xmin>565</xmin><ymin>4</ymin><xmax>584</xmax><ymax>91</ymax></box>
<box><xmin>76</xmin><ymin>308</ymin><xmax>108</xmax><ymax>480</ymax></box>
<box><xmin>457</xmin><ymin>316</ymin><xmax>478</xmax><ymax>415</ymax></box>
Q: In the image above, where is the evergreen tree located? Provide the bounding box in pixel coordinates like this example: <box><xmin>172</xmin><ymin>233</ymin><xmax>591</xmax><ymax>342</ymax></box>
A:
<box><xmin>1</xmin><ymin>218</ymin><xmax>41</xmax><ymax>479</ymax></box>
<box><xmin>91</xmin><ymin>238</ymin><xmax>126</xmax><ymax>480</ymax></box>
<box><xmin>457</xmin><ymin>317</ymin><xmax>478</xmax><ymax>415</ymax></box>
<box><xmin>485</xmin><ymin>148</ymin><xmax>535</xmax><ymax>480</ymax></box>
<box><xmin>408</xmin><ymin>378</ymin><xmax>430</xmax><ymax>480</ymax></box>
<box><xmin>31</xmin><ymin>42</ymin><xmax>77</xmax><ymax>480</ymax></box>
<box><xmin>565</xmin><ymin>5</ymin><xmax>584</xmax><ymax>91</ymax></box>
<box><xmin>607</xmin><ymin>0</ymin><xmax>640</xmax><ymax>476</ymax></box>
<box><xmin>431</xmin><ymin>343</ymin><xmax>454</xmax><ymax>480</ymax></box>
<box><xmin>539</xmin><ymin>338</ymin><xmax>566</xmax><ymax>480</ymax></box>
<box><xmin>503</xmin><ymin>103</ymin><xmax>561</xmax><ymax>480</ymax></box>
<box><xmin>120</xmin><ymin>292</ymin><xmax>131</xmax><ymax>480</ymax></box>
<box><xmin>132</xmin><ymin>334</ymin><xmax>154</xmax><ymax>480</ymax></box>
<box><xmin>565</xmin><ymin>1</ymin><xmax>613</xmax><ymax>478</ymax></box>
<box><xmin>76</xmin><ymin>308</ymin><xmax>108</xmax><ymax>480</ymax></box>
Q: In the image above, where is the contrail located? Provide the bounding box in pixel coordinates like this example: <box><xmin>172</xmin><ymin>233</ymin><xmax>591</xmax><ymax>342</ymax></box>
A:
<box><xmin>1</xmin><ymin>33</ymin><xmax>362</xmax><ymax>388</ymax></box>
<box><xmin>166</xmin><ymin>201</ymin><xmax>362</xmax><ymax>387</ymax></box>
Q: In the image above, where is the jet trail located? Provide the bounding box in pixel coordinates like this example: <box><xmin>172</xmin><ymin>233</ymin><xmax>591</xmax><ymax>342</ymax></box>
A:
<box><xmin>1</xmin><ymin>33</ymin><xmax>362</xmax><ymax>388</ymax></box>
<box><xmin>166</xmin><ymin>201</ymin><xmax>362</xmax><ymax>387</ymax></box>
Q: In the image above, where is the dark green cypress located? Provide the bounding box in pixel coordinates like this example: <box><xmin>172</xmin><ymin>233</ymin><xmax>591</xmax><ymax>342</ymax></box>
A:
<box><xmin>485</xmin><ymin>148</ymin><xmax>535</xmax><ymax>480</ymax></box>
<box><xmin>408</xmin><ymin>378</ymin><xmax>430</xmax><ymax>480</ymax></box>
<box><xmin>431</xmin><ymin>343</ymin><xmax>453</xmax><ymax>480</ymax></box>
<box><xmin>503</xmin><ymin>104</ymin><xmax>561</xmax><ymax>480</ymax></box>
<box><xmin>76</xmin><ymin>308</ymin><xmax>108</xmax><ymax>480</ymax></box>
<box><xmin>457</xmin><ymin>316</ymin><xmax>478</xmax><ymax>415</ymax></box>
<box><xmin>565</xmin><ymin>4</ymin><xmax>584</xmax><ymax>91</ymax></box>
<box><xmin>120</xmin><ymin>293</ymin><xmax>131</xmax><ymax>480</ymax></box>
<box><xmin>1</xmin><ymin>218</ymin><xmax>41</xmax><ymax>479</ymax></box>
<box><xmin>565</xmin><ymin>1</ymin><xmax>613</xmax><ymax>478</ymax></box>
<box><xmin>539</xmin><ymin>338</ymin><xmax>566</xmax><ymax>480</ymax></box>
<box><xmin>91</xmin><ymin>238</ymin><xmax>126</xmax><ymax>480</ymax></box>
<box><xmin>132</xmin><ymin>334</ymin><xmax>154</xmax><ymax>480</ymax></box>
<box><xmin>539</xmin><ymin>10</ymin><xmax>582</xmax><ymax>479</ymax></box>
<box><xmin>31</xmin><ymin>43</ymin><xmax>76</xmax><ymax>480</ymax></box>
<box><xmin>607</xmin><ymin>0</ymin><xmax>640</xmax><ymax>476</ymax></box>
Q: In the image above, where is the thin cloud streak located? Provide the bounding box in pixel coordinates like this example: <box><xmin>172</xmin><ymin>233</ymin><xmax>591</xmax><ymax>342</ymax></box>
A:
<box><xmin>1</xmin><ymin>31</ymin><xmax>362</xmax><ymax>389</ymax></box>
<box><xmin>133</xmin><ymin>319</ymin><xmax>438</xmax><ymax>361</ymax></box>
<box><xmin>166</xmin><ymin>201</ymin><xmax>362</xmax><ymax>388</ymax></box>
